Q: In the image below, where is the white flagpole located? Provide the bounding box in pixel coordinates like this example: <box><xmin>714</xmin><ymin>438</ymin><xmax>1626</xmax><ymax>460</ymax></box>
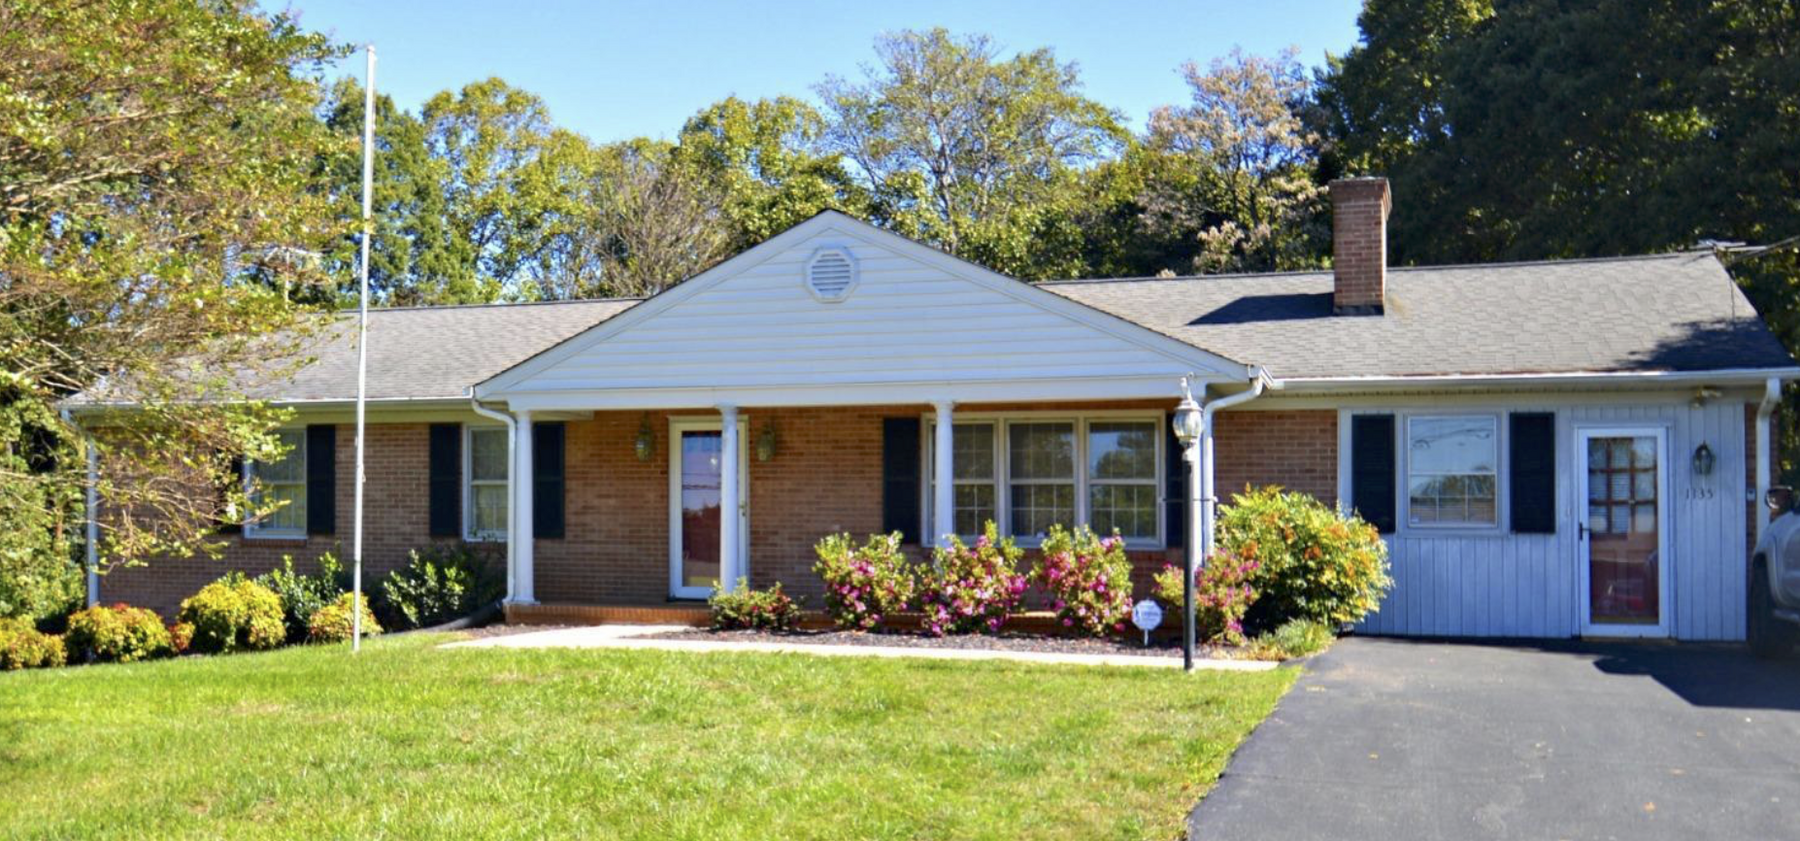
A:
<box><xmin>353</xmin><ymin>44</ymin><xmax>376</xmax><ymax>652</ymax></box>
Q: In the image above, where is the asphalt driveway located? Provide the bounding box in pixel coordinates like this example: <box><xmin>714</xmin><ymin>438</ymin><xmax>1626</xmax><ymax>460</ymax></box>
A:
<box><xmin>1190</xmin><ymin>637</ymin><xmax>1800</xmax><ymax>840</ymax></box>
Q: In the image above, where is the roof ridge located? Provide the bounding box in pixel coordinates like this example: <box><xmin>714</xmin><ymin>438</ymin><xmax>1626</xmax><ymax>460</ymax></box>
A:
<box><xmin>1039</xmin><ymin>249</ymin><xmax>1713</xmax><ymax>287</ymax></box>
<box><xmin>336</xmin><ymin>296</ymin><xmax>647</xmax><ymax>315</ymax></box>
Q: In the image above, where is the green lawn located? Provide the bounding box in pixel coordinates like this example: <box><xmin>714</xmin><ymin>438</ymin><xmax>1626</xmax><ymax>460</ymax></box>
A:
<box><xmin>0</xmin><ymin>633</ymin><xmax>1294</xmax><ymax>840</ymax></box>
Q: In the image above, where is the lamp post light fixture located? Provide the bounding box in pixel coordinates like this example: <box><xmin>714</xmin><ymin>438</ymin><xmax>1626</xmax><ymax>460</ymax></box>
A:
<box><xmin>1171</xmin><ymin>376</ymin><xmax>1204</xmax><ymax>672</ymax></box>
<box><xmin>1693</xmin><ymin>442</ymin><xmax>1715</xmax><ymax>477</ymax></box>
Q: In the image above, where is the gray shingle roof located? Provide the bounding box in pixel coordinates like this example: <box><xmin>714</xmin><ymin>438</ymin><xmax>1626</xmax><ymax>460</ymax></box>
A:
<box><xmin>226</xmin><ymin>298</ymin><xmax>639</xmax><ymax>402</ymax></box>
<box><xmin>1043</xmin><ymin>251</ymin><xmax>1794</xmax><ymax>380</ymax></box>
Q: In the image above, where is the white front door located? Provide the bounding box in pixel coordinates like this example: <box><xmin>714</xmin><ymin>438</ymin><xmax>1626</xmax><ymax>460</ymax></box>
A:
<box><xmin>669</xmin><ymin>418</ymin><xmax>749</xmax><ymax>599</ymax></box>
<box><xmin>1577</xmin><ymin>427</ymin><xmax>1671</xmax><ymax>637</ymax></box>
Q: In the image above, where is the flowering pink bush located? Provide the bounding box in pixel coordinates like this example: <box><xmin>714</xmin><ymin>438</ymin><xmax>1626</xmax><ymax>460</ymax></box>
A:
<box><xmin>813</xmin><ymin>532</ymin><xmax>917</xmax><ymax>630</ymax></box>
<box><xmin>1035</xmin><ymin>524</ymin><xmax>1134</xmax><ymax>637</ymax></box>
<box><xmin>916</xmin><ymin>521</ymin><xmax>1028</xmax><ymax>636</ymax></box>
<box><xmin>1153</xmin><ymin>545</ymin><xmax>1261</xmax><ymax>646</ymax></box>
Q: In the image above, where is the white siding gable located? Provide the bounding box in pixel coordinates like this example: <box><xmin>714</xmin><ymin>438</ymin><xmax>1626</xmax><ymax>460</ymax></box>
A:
<box><xmin>481</xmin><ymin>213</ymin><xmax>1246</xmax><ymax>409</ymax></box>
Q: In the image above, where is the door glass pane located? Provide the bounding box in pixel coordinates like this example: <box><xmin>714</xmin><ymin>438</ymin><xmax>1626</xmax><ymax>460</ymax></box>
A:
<box><xmin>1587</xmin><ymin>435</ymin><xmax>1660</xmax><ymax>625</ymax></box>
<box><xmin>680</xmin><ymin>431</ymin><xmax>722</xmax><ymax>590</ymax></box>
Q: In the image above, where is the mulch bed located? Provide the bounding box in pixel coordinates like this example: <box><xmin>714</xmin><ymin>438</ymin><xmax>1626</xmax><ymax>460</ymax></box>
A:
<box><xmin>644</xmin><ymin>627</ymin><xmax>1242</xmax><ymax>660</ymax></box>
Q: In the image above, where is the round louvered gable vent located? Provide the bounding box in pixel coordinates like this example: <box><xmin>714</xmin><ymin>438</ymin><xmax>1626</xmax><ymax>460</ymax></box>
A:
<box><xmin>804</xmin><ymin>247</ymin><xmax>858</xmax><ymax>302</ymax></box>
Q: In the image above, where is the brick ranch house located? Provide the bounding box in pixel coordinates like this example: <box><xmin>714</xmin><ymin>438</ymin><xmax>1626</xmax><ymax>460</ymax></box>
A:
<box><xmin>76</xmin><ymin>177</ymin><xmax>1799</xmax><ymax>640</ymax></box>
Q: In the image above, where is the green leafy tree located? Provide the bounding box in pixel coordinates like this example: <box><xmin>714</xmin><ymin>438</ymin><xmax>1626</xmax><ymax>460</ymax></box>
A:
<box><xmin>318</xmin><ymin>78</ymin><xmax>470</xmax><ymax>307</ymax></box>
<box><xmin>816</xmin><ymin>29</ymin><xmax>1126</xmax><ymax>279</ymax></box>
<box><xmin>419</xmin><ymin>78</ymin><xmax>571</xmax><ymax>301</ymax></box>
<box><xmin>672</xmin><ymin>96</ymin><xmax>868</xmax><ymax>251</ymax></box>
<box><xmin>0</xmin><ymin>0</ymin><xmax>343</xmax><ymax>617</ymax></box>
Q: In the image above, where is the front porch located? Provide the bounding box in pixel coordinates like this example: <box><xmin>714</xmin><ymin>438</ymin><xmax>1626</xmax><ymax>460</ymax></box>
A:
<box><xmin>495</xmin><ymin>401</ymin><xmax>1211</xmax><ymax>612</ymax></box>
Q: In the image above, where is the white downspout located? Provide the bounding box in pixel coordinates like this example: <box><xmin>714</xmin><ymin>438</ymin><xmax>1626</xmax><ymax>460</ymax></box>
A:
<box><xmin>60</xmin><ymin>409</ymin><xmax>100</xmax><ymax>607</ymax></box>
<box><xmin>1757</xmin><ymin>377</ymin><xmax>1780</xmax><ymax>540</ymax></box>
<box><xmin>469</xmin><ymin>395</ymin><xmax>518</xmax><ymax>603</ymax></box>
<box><xmin>1200</xmin><ymin>368</ymin><xmax>1277</xmax><ymax>560</ymax></box>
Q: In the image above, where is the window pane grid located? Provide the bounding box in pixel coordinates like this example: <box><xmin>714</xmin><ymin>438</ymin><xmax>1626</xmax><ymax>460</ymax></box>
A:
<box><xmin>927</xmin><ymin>415</ymin><xmax>1164</xmax><ymax>545</ymax></box>
<box><xmin>250</xmin><ymin>429</ymin><xmax>305</xmax><ymax>535</ymax></box>
<box><xmin>1406</xmin><ymin>416</ymin><xmax>1498</xmax><ymax>527</ymax></box>
<box><xmin>469</xmin><ymin>428</ymin><xmax>509</xmax><ymax>540</ymax></box>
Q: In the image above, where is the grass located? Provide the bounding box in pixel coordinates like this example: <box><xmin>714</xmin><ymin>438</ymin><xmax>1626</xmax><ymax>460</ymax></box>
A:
<box><xmin>0</xmin><ymin>633</ymin><xmax>1294</xmax><ymax>840</ymax></box>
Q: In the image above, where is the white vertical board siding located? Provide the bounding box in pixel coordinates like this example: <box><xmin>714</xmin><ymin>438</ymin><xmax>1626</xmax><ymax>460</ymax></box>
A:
<box><xmin>1354</xmin><ymin>399</ymin><xmax>1748</xmax><ymax>640</ymax></box>
<box><xmin>499</xmin><ymin>229</ymin><xmax>1201</xmax><ymax>393</ymax></box>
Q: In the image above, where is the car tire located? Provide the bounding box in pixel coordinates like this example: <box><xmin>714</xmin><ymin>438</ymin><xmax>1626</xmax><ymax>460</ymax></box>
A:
<box><xmin>1748</xmin><ymin>561</ymin><xmax>1797</xmax><ymax>660</ymax></box>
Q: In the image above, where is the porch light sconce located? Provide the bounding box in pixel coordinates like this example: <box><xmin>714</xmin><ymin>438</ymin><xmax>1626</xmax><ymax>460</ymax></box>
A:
<box><xmin>634</xmin><ymin>413</ymin><xmax>656</xmax><ymax>462</ymax></box>
<box><xmin>1692</xmin><ymin>442</ymin><xmax>1716</xmax><ymax>477</ymax></box>
<box><xmin>755</xmin><ymin>418</ymin><xmax>779</xmax><ymax>462</ymax></box>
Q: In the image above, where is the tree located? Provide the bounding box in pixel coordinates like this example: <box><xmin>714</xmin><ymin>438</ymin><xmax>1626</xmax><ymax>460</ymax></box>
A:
<box><xmin>816</xmin><ymin>29</ymin><xmax>1126</xmax><ymax>279</ymax></box>
<box><xmin>0</xmin><ymin>0</ymin><xmax>344</xmax><ymax>617</ymax></box>
<box><xmin>672</xmin><ymin>96</ymin><xmax>867</xmax><ymax>252</ymax></box>
<box><xmin>531</xmin><ymin>139</ymin><xmax>733</xmax><ymax>300</ymax></box>
<box><xmin>1112</xmin><ymin>48</ymin><xmax>1327</xmax><ymax>275</ymax></box>
<box><xmin>419</xmin><ymin>78</ymin><xmax>569</xmax><ymax>302</ymax></box>
<box><xmin>318</xmin><ymin>78</ymin><xmax>469</xmax><ymax>307</ymax></box>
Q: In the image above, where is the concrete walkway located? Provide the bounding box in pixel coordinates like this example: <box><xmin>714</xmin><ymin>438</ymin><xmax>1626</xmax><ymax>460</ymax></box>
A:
<box><xmin>1190</xmin><ymin>636</ymin><xmax>1800</xmax><ymax>840</ymax></box>
<box><xmin>443</xmin><ymin>624</ymin><xmax>1277</xmax><ymax>671</ymax></box>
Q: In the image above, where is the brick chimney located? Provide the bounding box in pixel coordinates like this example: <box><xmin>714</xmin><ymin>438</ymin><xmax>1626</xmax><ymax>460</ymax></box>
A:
<box><xmin>1331</xmin><ymin>177</ymin><xmax>1390</xmax><ymax>315</ymax></box>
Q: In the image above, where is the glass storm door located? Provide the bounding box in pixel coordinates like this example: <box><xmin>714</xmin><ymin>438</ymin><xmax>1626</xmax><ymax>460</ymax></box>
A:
<box><xmin>1579</xmin><ymin>429</ymin><xmax>1670</xmax><ymax>636</ymax></box>
<box><xmin>668</xmin><ymin>421</ymin><xmax>748</xmax><ymax>599</ymax></box>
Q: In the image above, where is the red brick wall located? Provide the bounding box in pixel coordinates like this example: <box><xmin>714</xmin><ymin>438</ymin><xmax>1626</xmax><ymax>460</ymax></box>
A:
<box><xmin>104</xmin><ymin>402</ymin><xmax>1341</xmax><ymax>614</ymax></box>
<box><xmin>101</xmin><ymin>424</ymin><xmax>458</xmax><ymax>617</ymax></box>
<box><xmin>1213</xmin><ymin>410</ymin><xmax>1339</xmax><ymax>506</ymax></box>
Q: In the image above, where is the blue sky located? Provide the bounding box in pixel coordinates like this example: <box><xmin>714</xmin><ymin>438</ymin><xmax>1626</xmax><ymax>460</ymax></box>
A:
<box><xmin>279</xmin><ymin>0</ymin><xmax>1365</xmax><ymax>143</ymax></box>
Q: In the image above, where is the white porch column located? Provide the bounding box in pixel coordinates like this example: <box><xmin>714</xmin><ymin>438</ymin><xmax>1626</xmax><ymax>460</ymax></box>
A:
<box><xmin>512</xmin><ymin>410</ymin><xmax>536</xmax><ymax>604</ymax></box>
<box><xmin>719</xmin><ymin>404</ymin><xmax>742</xmax><ymax>588</ymax></box>
<box><xmin>934</xmin><ymin>400</ymin><xmax>955</xmax><ymax>547</ymax></box>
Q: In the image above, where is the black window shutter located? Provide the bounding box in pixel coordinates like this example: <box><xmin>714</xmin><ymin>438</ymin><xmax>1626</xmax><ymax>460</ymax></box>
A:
<box><xmin>219</xmin><ymin>455</ymin><xmax>245</xmax><ymax>534</ymax></box>
<box><xmin>305</xmin><ymin>425</ymin><xmax>336</xmax><ymax>535</ymax></box>
<box><xmin>533</xmin><ymin>422</ymin><xmax>565</xmax><ymax>540</ymax></box>
<box><xmin>882</xmin><ymin>417</ymin><xmax>922</xmax><ymax>542</ymax></box>
<box><xmin>1350</xmin><ymin>414</ymin><xmax>1397</xmax><ymax>533</ymax></box>
<box><xmin>1165</xmin><ymin>421</ymin><xmax>1186</xmax><ymax>548</ymax></box>
<box><xmin>1509</xmin><ymin>412</ymin><xmax>1557</xmax><ymax>534</ymax></box>
<box><xmin>428</xmin><ymin>423</ymin><xmax>461</xmax><ymax>538</ymax></box>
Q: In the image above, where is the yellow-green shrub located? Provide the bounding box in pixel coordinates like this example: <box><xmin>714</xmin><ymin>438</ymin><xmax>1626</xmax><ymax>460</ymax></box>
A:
<box><xmin>0</xmin><ymin>618</ymin><xmax>65</xmax><ymax>670</ymax></box>
<box><xmin>306</xmin><ymin>592</ymin><xmax>381</xmax><ymax>643</ymax></box>
<box><xmin>177</xmin><ymin>575</ymin><xmax>284</xmax><ymax>654</ymax></box>
<box><xmin>1217</xmin><ymin>486</ymin><xmax>1391</xmax><ymax>629</ymax></box>
<box><xmin>64</xmin><ymin>603</ymin><xmax>175</xmax><ymax>662</ymax></box>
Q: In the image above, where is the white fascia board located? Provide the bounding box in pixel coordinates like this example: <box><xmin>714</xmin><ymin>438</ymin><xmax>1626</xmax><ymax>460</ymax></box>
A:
<box><xmin>1274</xmin><ymin>366</ymin><xmax>1800</xmax><ymax>395</ymax></box>
<box><xmin>496</xmin><ymin>374</ymin><xmax>1203</xmax><ymax>412</ymax></box>
<box><xmin>475</xmin><ymin>211</ymin><xmax>1252</xmax><ymax>400</ymax></box>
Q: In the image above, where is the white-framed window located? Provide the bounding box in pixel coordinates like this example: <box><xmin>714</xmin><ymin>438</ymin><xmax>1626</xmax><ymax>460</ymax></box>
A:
<box><xmin>466</xmin><ymin>426</ymin><xmax>509</xmax><ymax>541</ymax></box>
<box><xmin>1009</xmin><ymin>421</ymin><xmax>1077</xmax><ymax>539</ymax></box>
<box><xmin>1086</xmin><ymin>420</ymin><xmax>1160</xmax><ymax>540</ymax></box>
<box><xmin>1406</xmin><ymin>414</ymin><xmax>1499</xmax><ymax>527</ymax></box>
<box><xmin>927</xmin><ymin>413</ymin><xmax>1163</xmax><ymax>546</ymax></box>
<box><xmin>926</xmin><ymin>422</ymin><xmax>999</xmax><ymax>537</ymax></box>
<box><xmin>246</xmin><ymin>428</ymin><xmax>306</xmax><ymax>538</ymax></box>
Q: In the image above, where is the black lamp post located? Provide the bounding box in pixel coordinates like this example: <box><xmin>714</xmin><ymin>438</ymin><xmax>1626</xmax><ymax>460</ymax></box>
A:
<box><xmin>1172</xmin><ymin>381</ymin><xmax>1203</xmax><ymax>672</ymax></box>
